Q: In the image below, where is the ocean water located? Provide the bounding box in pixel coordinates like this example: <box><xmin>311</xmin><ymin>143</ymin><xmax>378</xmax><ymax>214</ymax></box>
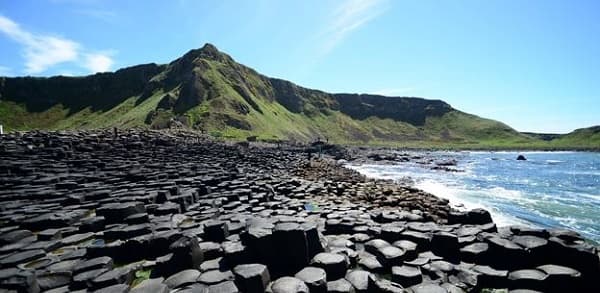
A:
<box><xmin>348</xmin><ymin>151</ymin><xmax>600</xmax><ymax>243</ymax></box>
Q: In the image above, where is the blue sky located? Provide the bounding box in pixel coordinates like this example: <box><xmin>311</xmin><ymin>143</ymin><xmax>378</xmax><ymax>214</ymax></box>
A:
<box><xmin>1</xmin><ymin>0</ymin><xmax>598</xmax><ymax>133</ymax></box>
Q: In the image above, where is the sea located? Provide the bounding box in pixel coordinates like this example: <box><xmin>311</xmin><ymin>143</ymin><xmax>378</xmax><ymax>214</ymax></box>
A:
<box><xmin>347</xmin><ymin>151</ymin><xmax>600</xmax><ymax>243</ymax></box>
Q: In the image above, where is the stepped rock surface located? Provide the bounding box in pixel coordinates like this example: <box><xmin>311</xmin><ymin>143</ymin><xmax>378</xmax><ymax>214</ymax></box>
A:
<box><xmin>0</xmin><ymin>129</ymin><xmax>598</xmax><ymax>292</ymax></box>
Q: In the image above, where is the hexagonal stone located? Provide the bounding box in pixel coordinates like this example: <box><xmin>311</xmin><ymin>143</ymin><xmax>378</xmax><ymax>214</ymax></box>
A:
<box><xmin>268</xmin><ymin>277</ymin><xmax>309</xmax><ymax>293</ymax></box>
<box><xmin>393</xmin><ymin>240</ymin><xmax>418</xmax><ymax>260</ymax></box>
<box><xmin>327</xmin><ymin>278</ymin><xmax>355</xmax><ymax>293</ymax></box>
<box><xmin>164</xmin><ymin>269</ymin><xmax>201</xmax><ymax>289</ymax></box>
<box><xmin>431</xmin><ymin>232</ymin><xmax>459</xmax><ymax>262</ymax></box>
<box><xmin>93</xmin><ymin>283</ymin><xmax>130</xmax><ymax>293</ymax></box>
<box><xmin>209</xmin><ymin>281</ymin><xmax>239</xmax><ymax>293</ymax></box>
<box><xmin>198</xmin><ymin>270</ymin><xmax>234</xmax><ymax>285</ymax></box>
<box><xmin>73</xmin><ymin>256</ymin><xmax>113</xmax><ymax>274</ymax></box>
<box><xmin>537</xmin><ymin>264</ymin><xmax>581</xmax><ymax>292</ymax></box>
<box><xmin>130</xmin><ymin>278</ymin><xmax>169</xmax><ymax>293</ymax></box>
<box><xmin>273</xmin><ymin>223</ymin><xmax>309</xmax><ymax>276</ymax></box>
<box><xmin>364</xmin><ymin>239</ymin><xmax>391</xmax><ymax>255</ymax></box>
<box><xmin>310</xmin><ymin>253</ymin><xmax>348</xmax><ymax>280</ymax></box>
<box><xmin>0</xmin><ymin>270</ymin><xmax>40</xmax><ymax>293</ymax></box>
<box><xmin>507</xmin><ymin>269</ymin><xmax>547</xmax><ymax>291</ymax></box>
<box><xmin>222</xmin><ymin>241</ymin><xmax>248</xmax><ymax>267</ymax></box>
<box><xmin>367</xmin><ymin>275</ymin><xmax>404</xmax><ymax>293</ymax></box>
<box><xmin>295</xmin><ymin>267</ymin><xmax>326</xmax><ymax>293</ymax></box>
<box><xmin>200</xmin><ymin>242</ymin><xmax>224</xmax><ymax>260</ymax></box>
<box><xmin>472</xmin><ymin>265</ymin><xmax>508</xmax><ymax>289</ymax></box>
<box><xmin>357</xmin><ymin>253</ymin><xmax>384</xmax><ymax>273</ymax></box>
<box><xmin>391</xmin><ymin>265</ymin><xmax>422</xmax><ymax>287</ymax></box>
<box><xmin>374</xmin><ymin>245</ymin><xmax>405</xmax><ymax>267</ymax></box>
<box><xmin>233</xmin><ymin>264</ymin><xmax>270</xmax><ymax>293</ymax></box>
<box><xmin>411</xmin><ymin>283</ymin><xmax>448</xmax><ymax>293</ymax></box>
<box><xmin>96</xmin><ymin>202</ymin><xmax>145</xmax><ymax>224</ymax></box>
<box><xmin>72</xmin><ymin>268</ymin><xmax>109</xmax><ymax>290</ymax></box>
<box><xmin>399</xmin><ymin>231</ymin><xmax>431</xmax><ymax>250</ymax></box>
<box><xmin>460</xmin><ymin>242</ymin><xmax>489</xmax><ymax>263</ymax></box>
<box><xmin>0</xmin><ymin>249</ymin><xmax>46</xmax><ymax>267</ymax></box>
<box><xmin>344</xmin><ymin>270</ymin><xmax>370</xmax><ymax>293</ymax></box>
<box><xmin>381</xmin><ymin>225</ymin><xmax>405</xmax><ymax>242</ymax></box>
<box><xmin>204</xmin><ymin>220</ymin><xmax>229</xmax><ymax>242</ymax></box>
<box><xmin>90</xmin><ymin>266</ymin><xmax>134</xmax><ymax>290</ymax></box>
<box><xmin>37</xmin><ymin>271</ymin><xmax>71</xmax><ymax>291</ymax></box>
<box><xmin>487</xmin><ymin>237</ymin><xmax>525</xmax><ymax>269</ymax></box>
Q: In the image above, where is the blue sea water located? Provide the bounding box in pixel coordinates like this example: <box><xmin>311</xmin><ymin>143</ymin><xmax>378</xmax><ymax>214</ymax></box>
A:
<box><xmin>348</xmin><ymin>151</ymin><xmax>600</xmax><ymax>243</ymax></box>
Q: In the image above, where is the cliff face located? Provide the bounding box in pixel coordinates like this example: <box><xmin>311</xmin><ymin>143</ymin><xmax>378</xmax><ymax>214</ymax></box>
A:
<box><xmin>0</xmin><ymin>43</ymin><xmax>530</xmax><ymax>145</ymax></box>
<box><xmin>333</xmin><ymin>94</ymin><xmax>452</xmax><ymax>126</ymax></box>
<box><xmin>0</xmin><ymin>64</ymin><xmax>164</xmax><ymax>113</ymax></box>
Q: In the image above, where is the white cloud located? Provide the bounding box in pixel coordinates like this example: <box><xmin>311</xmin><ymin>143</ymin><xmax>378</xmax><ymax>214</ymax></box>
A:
<box><xmin>320</xmin><ymin>0</ymin><xmax>388</xmax><ymax>55</ymax></box>
<box><xmin>84</xmin><ymin>53</ymin><xmax>114</xmax><ymax>73</ymax></box>
<box><xmin>0</xmin><ymin>15</ymin><xmax>115</xmax><ymax>75</ymax></box>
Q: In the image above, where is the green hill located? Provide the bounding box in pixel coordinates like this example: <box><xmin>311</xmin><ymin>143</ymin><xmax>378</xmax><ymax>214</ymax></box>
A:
<box><xmin>0</xmin><ymin>44</ymin><xmax>596</xmax><ymax>149</ymax></box>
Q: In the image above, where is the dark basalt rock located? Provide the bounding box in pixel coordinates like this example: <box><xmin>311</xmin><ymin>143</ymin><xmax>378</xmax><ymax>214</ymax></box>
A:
<box><xmin>460</xmin><ymin>242</ymin><xmax>489</xmax><ymax>263</ymax></box>
<box><xmin>0</xmin><ymin>249</ymin><xmax>46</xmax><ymax>268</ymax></box>
<box><xmin>0</xmin><ymin>270</ymin><xmax>40</xmax><ymax>293</ymax></box>
<box><xmin>272</xmin><ymin>223</ymin><xmax>309</xmax><ymax>276</ymax></box>
<box><xmin>233</xmin><ymin>264</ymin><xmax>271</xmax><ymax>293</ymax></box>
<box><xmin>198</xmin><ymin>270</ymin><xmax>234</xmax><ymax>285</ymax></box>
<box><xmin>73</xmin><ymin>256</ymin><xmax>114</xmax><ymax>274</ymax></box>
<box><xmin>204</xmin><ymin>220</ymin><xmax>230</xmax><ymax>242</ymax></box>
<box><xmin>391</xmin><ymin>265</ymin><xmax>422</xmax><ymax>287</ymax></box>
<box><xmin>310</xmin><ymin>253</ymin><xmax>348</xmax><ymax>281</ymax></box>
<box><xmin>0</xmin><ymin>130</ymin><xmax>596</xmax><ymax>292</ymax></box>
<box><xmin>164</xmin><ymin>269</ymin><xmax>201</xmax><ymax>289</ymax></box>
<box><xmin>344</xmin><ymin>270</ymin><xmax>370</xmax><ymax>293</ymax></box>
<box><xmin>486</xmin><ymin>236</ymin><xmax>526</xmax><ymax>269</ymax></box>
<box><xmin>94</xmin><ymin>283</ymin><xmax>130</xmax><ymax>293</ymax></box>
<box><xmin>327</xmin><ymin>278</ymin><xmax>355</xmax><ymax>293</ymax></box>
<box><xmin>208</xmin><ymin>281</ymin><xmax>239</xmax><ymax>293</ymax></box>
<box><xmin>431</xmin><ymin>232</ymin><xmax>459</xmax><ymax>262</ymax></box>
<box><xmin>72</xmin><ymin>268</ymin><xmax>109</xmax><ymax>290</ymax></box>
<box><xmin>294</xmin><ymin>266</ymin><xmax>327</xmax><ymax>293</ymax></box>
<box><xmin>90</xmin><ymin>266</ymin><xmax>134</xmax><ymax>290</ymax></box>
<box><xmin>537</xmin><ymin>264</ymin><xmax>582</xmax><ymax>292</ymax></box>
<box><xmin>96</xmin><ymin>202</ymin><xmax>145</xmax><ymax>224</ymax></box>
<box><xmin>130</xmin><ymin>278</ymin><xmax>169</xmax><ymax>293</ymax></box>
<box><xmin>507</xmin><ymin>269</ymin><xmax>547</xmax><ymax>291</ymax></box>
<box><xmin>411</xmin><ymin>283</ymin><xmax>448</xmax><ymax>293</ymax></box>
<box><xmin>154</xmin><ymin>235</ymin><xmax>203</xmax><ymax>277</ymax></box>
<box><xmin>367</xmin><ymin>275</ymin><xmax>404</xmax><ymax>293</ymax></box>
<box><xmin>36</xmin><ymin>271</ymin><xmax>71</xmax><ymax>291</ymax></box>
<box><xmin>472</xmin><ymin>265</ymin><xmax>508</xmax><ymax>289</ymax></box>
<box><xmin>268</xmin><ymin>277</ymin><xmax>309</xmax><ymax>293</ymax></box>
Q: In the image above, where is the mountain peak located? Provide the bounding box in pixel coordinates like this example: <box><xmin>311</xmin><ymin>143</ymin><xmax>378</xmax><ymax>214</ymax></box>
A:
<box><xmin>178</xmin><ymin>43</ymin><xmax>231</xmax><ymax>64</ymax></box>
<box><xmin>200</xmin><ymin>43</ymin><xmax>219</xmax><ymax>54</ymax></box>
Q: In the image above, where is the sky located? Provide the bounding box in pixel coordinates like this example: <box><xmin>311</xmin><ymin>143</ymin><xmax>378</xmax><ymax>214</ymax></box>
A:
<box><xmin>0</xmin><ymin>0</ymin><xmax>599</xmax><ymax>133</ymax></box>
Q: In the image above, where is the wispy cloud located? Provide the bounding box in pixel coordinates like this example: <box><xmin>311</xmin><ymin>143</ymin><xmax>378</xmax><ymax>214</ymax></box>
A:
<box><xmin>0</xmin><ymin>15</ymin><xmax>115</xmax><ymax>75</ymax></box>
<box><xmin>319</xmin><ymin>0</ymin><xmax>388</xmax><ymax>55</ymax></box>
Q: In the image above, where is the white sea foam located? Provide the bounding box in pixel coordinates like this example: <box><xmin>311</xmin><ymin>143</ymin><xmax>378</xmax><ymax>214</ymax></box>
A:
<box><xmin>414</xmin><ymin>179</ymin><xmax>531</xmax><ymax>227</ymax></box>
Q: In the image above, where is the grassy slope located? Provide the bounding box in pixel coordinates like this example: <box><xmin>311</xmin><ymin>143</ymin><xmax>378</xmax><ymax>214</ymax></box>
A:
<box><xmin>0</xmin><ymin>91</ymin><xmax>164</xmax><ymax>131</ymax></box>
<box><xmin>1</xmin><ymin>49</ymin><xmax>597</xmax><ymax>150</ymax></box>
<box><xmin>549</xmin><ymin>126</ymin><xmax>600</xmax><ymax>149</ymax></box>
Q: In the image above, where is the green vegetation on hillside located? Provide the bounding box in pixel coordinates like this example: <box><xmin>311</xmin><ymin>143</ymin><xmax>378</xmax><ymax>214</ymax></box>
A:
<box><xmin>0</xmin><ymin>44</ymin><xmax>597</xmax><ymax>150</ymax></box>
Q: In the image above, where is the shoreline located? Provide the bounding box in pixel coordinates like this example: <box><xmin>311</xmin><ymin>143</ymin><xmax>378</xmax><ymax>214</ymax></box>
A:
<box><xmin>0</xmin><ymin>130</ymin><xmax>598</xmax><ymax>292</ymax></box>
